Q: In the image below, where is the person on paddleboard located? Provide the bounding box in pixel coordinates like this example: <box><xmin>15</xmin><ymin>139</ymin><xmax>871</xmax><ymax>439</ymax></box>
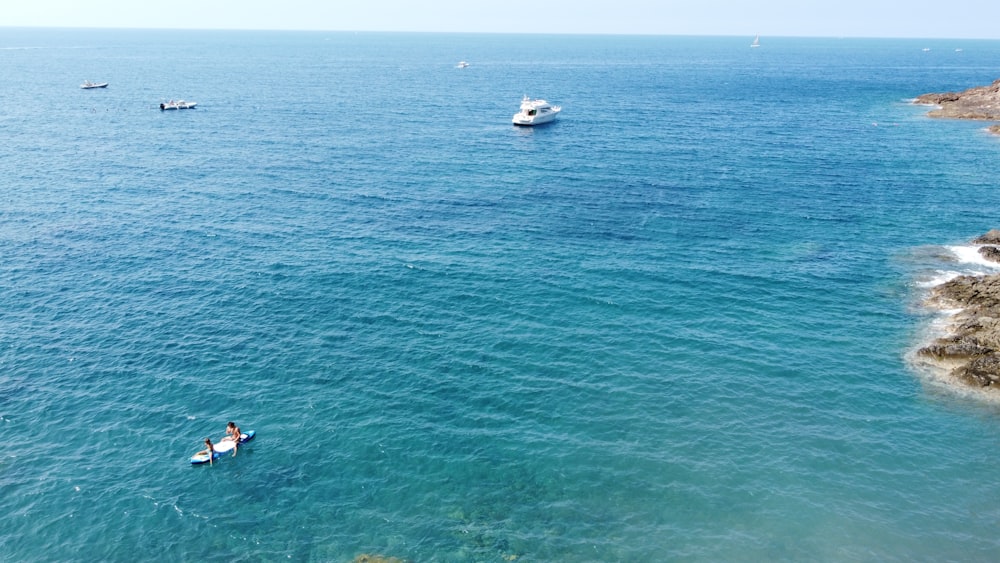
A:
<box><xmin>196</xmin><ymin>438</ymin><xmax>215</xmax><ymax>465</ymax></box>
<box><xmin>223</xmin><ymin>422</ymin><xmax>242</xmax><ymax>456</ymax></box>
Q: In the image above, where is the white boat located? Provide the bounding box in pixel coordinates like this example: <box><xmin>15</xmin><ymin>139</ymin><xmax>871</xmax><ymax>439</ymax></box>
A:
<box><xmin>750</xmin><ymin>34</ymin><xmax>760</xmax><ymax>48</ymax></box>
<box><xmin>456</xmin><ymin>61</ymin><xmax>469</xmax><ymax>68</ymax></box>
<box><xmin>81</xmin><ymin>80</ymin><xmax>108</xmax><ymax>89</ymax></box>
<box><xmin>160</xmin><ymin>100</ymin><xmax>197</xmax><ymax>110</ymax></box>
<box><xmin>512</xmin><ymin>96</ymin><xmax>561</xmax><ymax>126</ymax></box>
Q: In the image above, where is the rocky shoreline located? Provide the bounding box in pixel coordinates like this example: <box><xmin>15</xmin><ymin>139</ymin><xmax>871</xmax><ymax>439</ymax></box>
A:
<box><xmin>914</xmin><ymin>79</ymin><xmax>1000</xmax><ymax>134</ymax></box>
<box><xmin>919</xmin><ymin>230</ymin><xmax>1000</xmax><ymax>390</ymax></box>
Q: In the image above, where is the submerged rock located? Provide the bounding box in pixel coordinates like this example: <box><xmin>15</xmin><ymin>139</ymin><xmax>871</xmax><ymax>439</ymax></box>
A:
<box><xmin>353</xmin><ymin>555</ymin><xmax>409</xmax><ymax>563</ymax></box>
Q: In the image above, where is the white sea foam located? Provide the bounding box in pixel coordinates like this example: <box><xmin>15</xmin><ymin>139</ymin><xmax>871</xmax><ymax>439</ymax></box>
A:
<box><xmin>915</xmin><ymin>270</ymin><xmax>963</xmax><ymax>288</ymax></box>
<box><xmin>928</xmin><ymin>306</ymin><xmax>963</xmax><ymax>319</ymax></box>
<box><xmin>946</xmin><ymin>245</ymin><xmax>1000</xmax><ymax>270</ymax></box>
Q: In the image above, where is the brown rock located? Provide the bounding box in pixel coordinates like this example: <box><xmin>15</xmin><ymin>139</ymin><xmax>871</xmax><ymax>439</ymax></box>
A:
<box><xmin>920</xmin><ymin>240</ymin><xmax>1000</xmax><ymax>391</ymax></box>
<box><xmin>915</xmin><ymin>79</ymin><xmax>1000</xmax><ymax>121</ymax></box>
<box><xmin>972</xmin><ymin>229</ymin><xmax>1000</xmax><ymax>244</ymax></box>
<box><xmin>955</xmin><ymin>355</ymin><xmax>1000</xmax><ymax>387</ymax></box>
<box><xmin>929</xmin><ymin>273</ymin><xmax>1000</xmax><ymax>310</ymax></box>
<box><xmin>980</xmin><ymin>246</ymin><xmax>1000</xmax><ymax>263</ymax></box>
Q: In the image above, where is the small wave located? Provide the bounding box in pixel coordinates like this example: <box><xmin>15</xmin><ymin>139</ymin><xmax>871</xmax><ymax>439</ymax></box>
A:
<box><xmin>926</xmin><ymin>308</ymin><xmax>964</xmax><ymax>335</ymax></box>
<box><xmin>915</xmin><ymin>269</ymin><xmax>964</xmax><ymax>288</ymax></box>
<box><xmin>946</xmin><ymin>245</ymin><xmax>1000</xmax><ymax>270</ymax></box>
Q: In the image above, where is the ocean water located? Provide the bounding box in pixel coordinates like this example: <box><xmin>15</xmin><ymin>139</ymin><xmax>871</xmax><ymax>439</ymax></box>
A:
<box><xmin>2</xmin><ymin>28</ymin><xmax>1000</xmax><ymax>561</ymax></box>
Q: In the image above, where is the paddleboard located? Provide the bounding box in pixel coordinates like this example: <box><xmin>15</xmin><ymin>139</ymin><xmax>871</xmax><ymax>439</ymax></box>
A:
<box><xmin>189</xmin><ymin>430</ymin><xmax>255</xmax><ymax>464</ymax></box>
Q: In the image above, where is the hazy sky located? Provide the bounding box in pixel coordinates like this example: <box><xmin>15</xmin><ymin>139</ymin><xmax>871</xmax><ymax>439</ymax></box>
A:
<box><xmin>5</xmin><ymin>0</ymin><xmax>1000</xmax><ymax>39</ymax></box>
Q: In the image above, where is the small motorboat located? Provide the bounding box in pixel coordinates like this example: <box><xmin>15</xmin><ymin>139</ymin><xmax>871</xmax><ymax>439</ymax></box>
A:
<box><xmin>81</xmin><ymin>80</ymin><xmax>108</xmax><ymax>89</ymax></box>
<box><xmin>512</xmin><ymin>96</ymin><xmax>561</xmax><ymax>126</ymax></box>
<box><xmin>160</xmin><ymin>100</ymin><xmax>197</xmax><ymax>110</ymax></box>
<box><xmin>456</xmin><ymin>61</ymin><xmax>470</xmax><ymax>68</ymax></box>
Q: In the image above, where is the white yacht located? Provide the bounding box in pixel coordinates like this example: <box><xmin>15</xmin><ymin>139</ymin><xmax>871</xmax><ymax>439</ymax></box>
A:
<box><xmin>160</xmin><ymin>100</ymin><xmax>197</xmax><ymax>110</ymax></box>
<box><xmin>512</xmin><ymin>96</ymin><xmax>561</xmax><ymax>126</ymax></box>
<box><xmin>80</xmin><ymin>80</ymin><xmax>108</xmax><ymax>89</ymax></box>
<box><xmin>456</xmin><ymin>61</ymin><xmax>469</xmax><ymax>68</ymax></box>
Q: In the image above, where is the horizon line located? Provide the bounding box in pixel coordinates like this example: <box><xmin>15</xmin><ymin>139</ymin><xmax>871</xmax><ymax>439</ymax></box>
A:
<box><xmin>1</xmin><ymin>25</ymin><xmax>997</xmax><ymax>42</ymax></box>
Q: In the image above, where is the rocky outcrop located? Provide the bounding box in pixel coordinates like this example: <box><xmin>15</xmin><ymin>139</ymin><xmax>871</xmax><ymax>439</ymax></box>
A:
<box><xmin>973</xmin><ymin>230</ymin><xmax>1000</xmax><ymax>264</ymax></box>
<box><xmin>972</xmin><ymin>229</ymin><xmax>1000</xmax><ymax>245</ymax></box>
<box><xmin>980</xmin><ymin>246</ymin><xmax>1000</xmax><ymax>263</ymax></box>
<box><xmin>915</xmin><ymin>79</ymin><xmax>1000</xmax><ymax>121</ymax></box>
<box><xmin>919</xmin><ymin>233</ymin><xmax>1000</xmax><ymax>389</ymax></box>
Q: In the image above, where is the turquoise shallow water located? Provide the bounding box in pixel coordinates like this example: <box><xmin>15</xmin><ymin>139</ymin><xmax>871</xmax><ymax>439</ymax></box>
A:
<box><xmin>3</xmin><ymin>29</ymin><xmax>1000</xmax><ymax>561</ymax></box>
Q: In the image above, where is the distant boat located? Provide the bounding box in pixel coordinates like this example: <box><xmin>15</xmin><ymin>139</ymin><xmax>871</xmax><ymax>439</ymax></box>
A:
<box><xmin>160</xmin><ymin>100</ymin><xmax>197</xmax><ymax>110</ymax></box>
<box><xmin>80</xmin><ymin>80</ymin><xmax>108</xmax><ymax>89</ymax></box>
<box><xmin>750</xmin><ymin>34</ymin><xmax>760</xmax><ymax>48</ymax></box>
<box><xmin>456</xmin><ymin>61</ymin><xmax>469</xmax><ymax>68</ymax></box>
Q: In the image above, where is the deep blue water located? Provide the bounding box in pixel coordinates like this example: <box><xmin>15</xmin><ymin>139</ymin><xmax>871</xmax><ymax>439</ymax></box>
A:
<box><xmin>3</xmin><ymin>28</ymin><xmax>1000</xmax><ymax>561</ymax></box>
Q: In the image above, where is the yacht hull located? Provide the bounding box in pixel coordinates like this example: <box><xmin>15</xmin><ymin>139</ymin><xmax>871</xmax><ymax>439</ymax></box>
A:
<box><xmin>512</xmin><ymin>112</ymin><xmax>559</xmax><ymax>126</ymax></box>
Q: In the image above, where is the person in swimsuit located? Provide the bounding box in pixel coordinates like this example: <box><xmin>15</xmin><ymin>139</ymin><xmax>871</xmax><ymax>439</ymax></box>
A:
<box><xmin>223</xmin><ymin>421</ymin><xmax>242</xmax><ymax>456</ymax></box>
<box><xmin>197</xmin><ymin>438</ymin><xmax>215</xmax><ymax>465</ymax></box>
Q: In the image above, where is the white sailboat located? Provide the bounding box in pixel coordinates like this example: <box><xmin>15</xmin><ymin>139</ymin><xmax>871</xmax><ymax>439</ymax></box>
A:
<box><xmin>751</xmin><ymin>34</ymin><xmax>760</xmax><ymax>48</ymax></box>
